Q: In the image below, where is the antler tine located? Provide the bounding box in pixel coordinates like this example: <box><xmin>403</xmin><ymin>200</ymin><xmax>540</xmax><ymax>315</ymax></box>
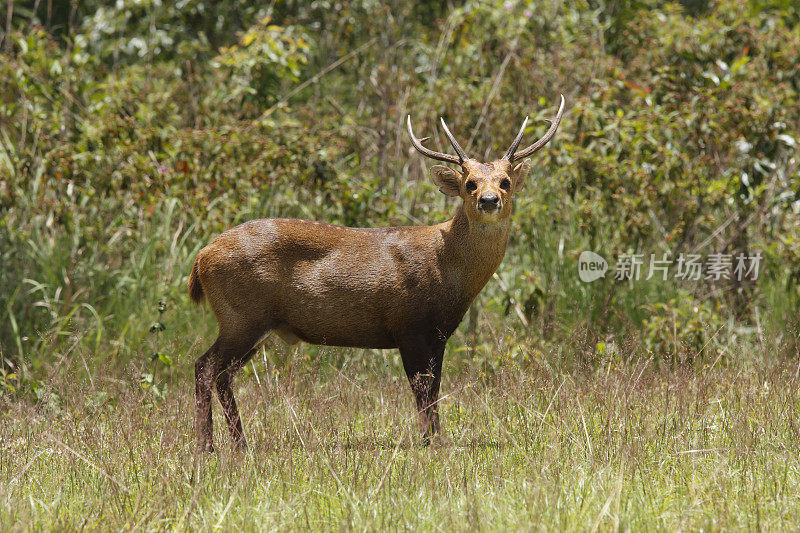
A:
<box><xmin>406</xmin><ymin>115</ymin><xmax>462</xmax><ymax>165</ymax></box>
<box><xmin>439</xmin><ymin>117</ymin><xmax>468</xmax><ymax>163</ymax></box>
<box><xmin>503</xmin><ymin>116</ymin><xmax>529</xmax><ymax>161</ymax></box>
<box><xmin>505</xmin><ymin>94</ymin><xmax>566</xmax><ymax>162</ymax></box>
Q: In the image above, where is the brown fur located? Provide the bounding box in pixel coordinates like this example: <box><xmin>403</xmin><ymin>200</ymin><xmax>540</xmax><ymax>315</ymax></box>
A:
<box><xmin>188</xmin><ymin>257</ymin><xmax>204</xmax><ymax>304</ymax></box>
<box><xmin>190</xmin><ymin>156</ymin><xmax>539</xmax><ymax>452</ymax></box>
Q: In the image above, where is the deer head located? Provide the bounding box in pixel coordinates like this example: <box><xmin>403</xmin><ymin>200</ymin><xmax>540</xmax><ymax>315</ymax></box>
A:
<box><xmin>406</xmin><ymin>94</ymin><xmax>566</xmax><ymax>224</ymax></box>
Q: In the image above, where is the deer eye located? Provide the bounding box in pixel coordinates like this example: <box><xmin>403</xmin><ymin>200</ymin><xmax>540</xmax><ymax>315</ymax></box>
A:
<box><xmin>500</xmin><ymin>179</ymin><xmax>511</xmax><ymax>191</ymax></box>
<box><xmin>465</xmin><ymin>180</ymin><xmax>477</xmax><ymax>193</ymax></box>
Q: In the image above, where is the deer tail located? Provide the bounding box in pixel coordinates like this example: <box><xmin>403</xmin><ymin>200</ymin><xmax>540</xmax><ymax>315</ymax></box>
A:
<box><xmin>188</xmin><ymin>257</ymin><xmax>205</xmax><ymax>304</ymax></box>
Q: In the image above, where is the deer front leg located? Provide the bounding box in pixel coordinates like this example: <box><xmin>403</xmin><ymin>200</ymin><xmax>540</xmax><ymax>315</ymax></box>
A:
<box><xmin>398</xmin><ymin>335</ymin><xmax>446</xmax><ymax>443</ymax></box>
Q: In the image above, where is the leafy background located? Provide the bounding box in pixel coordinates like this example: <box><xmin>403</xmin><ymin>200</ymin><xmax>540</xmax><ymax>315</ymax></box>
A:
<box><xmin>1</xmin><ymin>0</ymin><xmax>799</xmax><ymax>397</ymax></box>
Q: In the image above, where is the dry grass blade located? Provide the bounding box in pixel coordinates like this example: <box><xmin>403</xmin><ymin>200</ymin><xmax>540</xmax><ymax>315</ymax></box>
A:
<box><xmin>45</xmin><ymin>433</ymin><xmax>131</xmax><ymax>495</ymax></box>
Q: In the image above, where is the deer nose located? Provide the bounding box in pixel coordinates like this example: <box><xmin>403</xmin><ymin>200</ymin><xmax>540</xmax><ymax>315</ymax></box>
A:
<box><xmin>478</xmin><ymin>193</ymin><xmax>499</xmax><ymax>211</ymax></box>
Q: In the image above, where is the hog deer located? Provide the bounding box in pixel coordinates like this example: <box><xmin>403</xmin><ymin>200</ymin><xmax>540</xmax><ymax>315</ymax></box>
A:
<box><xmin>188</xmin><ymin>95</ymin><xmax>565</xmax><ymax>451</ymax></box>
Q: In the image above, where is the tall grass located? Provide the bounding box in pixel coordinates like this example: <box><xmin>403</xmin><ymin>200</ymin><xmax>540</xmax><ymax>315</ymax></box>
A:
<box><xmin>3</xmin><ymin>351</ymin><xmax>800</xmax><ymax>530</ymax></box>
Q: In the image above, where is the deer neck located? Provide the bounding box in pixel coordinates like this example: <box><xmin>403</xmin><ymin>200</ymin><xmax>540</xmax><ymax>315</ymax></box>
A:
<box><xmin>439</xmin><ymin>204</ymin><xmax>510</xmax><ymax>303</ymax></box>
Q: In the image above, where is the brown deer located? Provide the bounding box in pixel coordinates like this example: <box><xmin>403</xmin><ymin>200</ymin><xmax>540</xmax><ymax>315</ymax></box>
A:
<box><xmin>188</xmin><ymin>95</ymin><xmax>565</xmax><ymax>451</ymax></box>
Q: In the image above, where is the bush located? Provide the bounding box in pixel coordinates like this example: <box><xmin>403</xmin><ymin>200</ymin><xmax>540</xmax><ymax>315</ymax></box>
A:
<box><xmin>1</xmin><ymin>0</ymin><xmax>799</xmax><ymax>383</ymax></box>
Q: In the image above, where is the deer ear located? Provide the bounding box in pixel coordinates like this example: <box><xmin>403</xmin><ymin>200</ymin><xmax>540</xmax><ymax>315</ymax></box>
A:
<box><xmin>430</xmin><ymin>165</ymin><xmax>462</xmax><ymax>197</ymax></box>
<box><xmin>512</xmin><ymin>160</ymin><xmax>531</xmax><ymax>192</ymax></box>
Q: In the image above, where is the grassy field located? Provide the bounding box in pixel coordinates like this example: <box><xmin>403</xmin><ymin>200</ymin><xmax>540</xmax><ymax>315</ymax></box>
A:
<box><xmin>3</xmin><ymin>343</ymin><xmax>800</xmax><ymax>530</ymax></box>
<box><xmin>3</xmin><ymin>0</ymin><xmax>800</xmax><ymax>530</ymax></box>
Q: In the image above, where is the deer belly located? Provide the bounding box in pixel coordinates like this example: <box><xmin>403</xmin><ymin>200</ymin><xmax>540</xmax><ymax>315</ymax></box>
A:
<box><xmin>278</xmin><ymin>295</ymin><xmax>397</xmax><ymax>349</ymax></box>
<box><xmin>279</xmin><ymin>320</ymin><xmax>396</xmax><ymax>349</ymax></box>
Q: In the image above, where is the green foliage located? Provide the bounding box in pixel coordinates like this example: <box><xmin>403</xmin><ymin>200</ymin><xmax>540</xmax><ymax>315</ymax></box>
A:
<box><xmin>211</xmin><ymin>16</ymin><xmax>311</xmax><ymax>109</ymax></box>
<box><xmin>642</xmin><ymin>291</ymin><xmax>728</xmax><ymax>368</ymax></box>
<box><xmin>1</xmin><ymin>0</ymin><xmax>799</xmax><ymax>383</ymax></box>
<box><xmin>78</xmin><ymin>0</ymin><xmax>273</xmax><ymax>64</ymax></box>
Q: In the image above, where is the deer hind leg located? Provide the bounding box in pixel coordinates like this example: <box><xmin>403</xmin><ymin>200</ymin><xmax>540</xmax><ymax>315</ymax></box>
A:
<box><xmin>213</xmin><ymin>333</ymin><xmax>268</xmax><ymax>450</ymax></box>
<box><xmin>215</xmin><ymin>366</ymin><xmax>246</xmax><ymax>449</ymax></box>
<box><xmin>195</xmin><ymin>339</ymin><xmax>220</xmax><ymax>453</ymax></box>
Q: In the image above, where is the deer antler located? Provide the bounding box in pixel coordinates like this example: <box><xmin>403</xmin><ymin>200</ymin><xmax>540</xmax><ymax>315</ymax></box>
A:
<box><xmin>503</xmin><ymin>94</ymin><xmax>566</xmax><ymax>162</ymax></box>
<box><xmin>439</xmin><ymin>118</ymin><xmax>468</xmax><ymax>162</ymax></box>
<box><xmin>407</xmin><ymin>115</ymin><xmax>466</xmax><ymax>165</ymax></box>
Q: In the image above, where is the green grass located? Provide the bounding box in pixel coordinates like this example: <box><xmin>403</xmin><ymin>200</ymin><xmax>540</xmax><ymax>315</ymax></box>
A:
<box><xmin>3</xmin><ymin>346</ymin><xmax>800</xmax><ymax>530</ymax></box>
